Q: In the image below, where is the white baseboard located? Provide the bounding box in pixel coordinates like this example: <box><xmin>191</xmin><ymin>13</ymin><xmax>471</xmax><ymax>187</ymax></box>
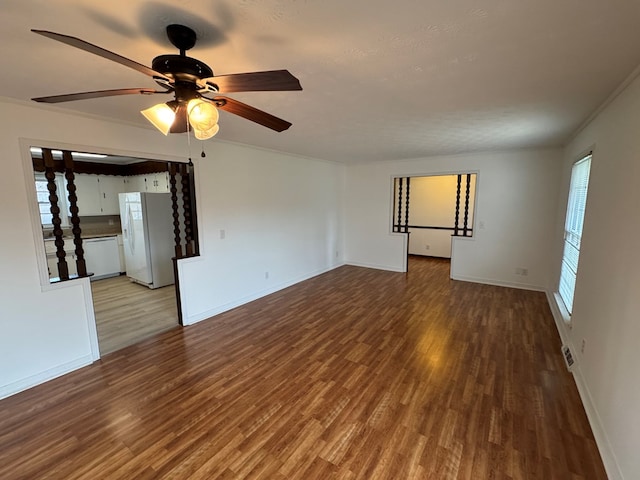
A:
<box><xmin>0</xmin><ymin>355</ymin><xmax>94</xmax><ymax>401</ymax></box>
<box><xmin>183</xmin><ymin>263</ymin><xmax>345</xmax><ymax>326</ymax></box>
<box><xmin>450</xmin><ymin>274</ymin><xmax>546</xmax><ymax>292</ymax></box>
<box><xmin>545</xmin><ymin>290</ymin><xmax>623</xmax><ymax>480</ymax></box>
<box><xmin>345</xmin><ymin>261</ymin><xmax>405</xmax><ymax>273</ymax></box>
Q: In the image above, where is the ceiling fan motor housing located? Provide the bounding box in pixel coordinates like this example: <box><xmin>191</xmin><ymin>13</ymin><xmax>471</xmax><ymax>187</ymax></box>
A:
<box><xmin>152</xmin><ymin>54</ymin><xmax>214</xmax><ymax>84</ymax></box>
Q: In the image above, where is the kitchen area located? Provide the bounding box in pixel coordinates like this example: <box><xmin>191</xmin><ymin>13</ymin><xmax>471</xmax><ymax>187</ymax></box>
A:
<box><xmin>35</xmin><ymin>148</ymin><xmax>181</xmax><ymax>355</ymax></box>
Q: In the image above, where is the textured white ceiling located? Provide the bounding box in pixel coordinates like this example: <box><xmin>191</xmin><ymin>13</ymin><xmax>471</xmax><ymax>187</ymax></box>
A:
<box><xmin>2</xmin><ymin>0</ymin><xmax>640</xmax><ymax>163</ymax></box>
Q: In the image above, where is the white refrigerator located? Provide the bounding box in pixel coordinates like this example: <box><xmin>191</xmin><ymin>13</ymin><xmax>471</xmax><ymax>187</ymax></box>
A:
<box><xmin>119</xmin><ymin>192</ymin><xmax>174</xmax><ymax>289</ymax></box>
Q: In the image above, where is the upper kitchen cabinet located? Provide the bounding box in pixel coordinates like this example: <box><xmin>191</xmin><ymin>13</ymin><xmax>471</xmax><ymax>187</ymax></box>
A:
<box><xmin>125</xmin><ymin>172</ymin><xmax>170</xmax><ymax>193</ymax></box>
<box><xmin>125</xmin><ymin>175</ymin><xmax>147</xmax><ymax>193</ymax></box>
<box><xmin>75</xmin><ymin>174</ymin><xmax>126</xmax><ymax>216</ymax></box>
<box><xmin>149</xmin><ymin>172</ymin><xmax>170</xmax><ymax>193</ymax></box>
<box><xmin>99</xmin><ymin>175</ymin><xmax>127</xmax><ymax>214</ymax></box>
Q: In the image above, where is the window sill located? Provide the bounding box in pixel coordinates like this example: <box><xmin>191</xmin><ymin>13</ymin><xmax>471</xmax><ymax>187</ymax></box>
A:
<box><xmin>553</xmin><ymin>291</ymin><xmax>572</xmax><ymax>327</ymax></box>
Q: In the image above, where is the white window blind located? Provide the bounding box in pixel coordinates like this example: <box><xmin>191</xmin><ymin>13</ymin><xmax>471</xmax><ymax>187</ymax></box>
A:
<box><xmin>35</xmin><ymin>174</ymin><xmax>69</xmax><ymax>228</ymax></box>
<box><xmin>558</xmin><ymin>154</ymin><xmax>591</xmax><ymax>315</ymax></box>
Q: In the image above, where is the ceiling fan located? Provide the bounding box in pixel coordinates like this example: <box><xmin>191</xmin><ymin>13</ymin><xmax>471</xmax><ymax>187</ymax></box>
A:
<box><xmin>31</xmin><ymin>24</ymin><xmax>302</xmax><ymax>138</ymax></box>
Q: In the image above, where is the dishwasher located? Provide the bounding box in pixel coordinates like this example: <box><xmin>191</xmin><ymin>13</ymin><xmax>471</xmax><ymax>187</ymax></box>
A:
<box><xmin>83</xmin><ymin>236</ymin><xmax>121</xmax><ymax>280</ymax></box>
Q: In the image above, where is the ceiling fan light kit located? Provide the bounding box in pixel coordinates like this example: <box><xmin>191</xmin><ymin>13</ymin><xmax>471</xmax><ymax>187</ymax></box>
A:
<box><xmin>194</xmin><ymin>123</ymin><xmax>219</xmax><ymax>140</ymax></box>
<box><xmin>30</xmin><ymin>24</ymin><xmax>302</xmax><ymax>140</ymax></box>
<box><xmin>140</xmin><ymin>103</ymin><xmax>176</xmax><ymax>135</ymax></box>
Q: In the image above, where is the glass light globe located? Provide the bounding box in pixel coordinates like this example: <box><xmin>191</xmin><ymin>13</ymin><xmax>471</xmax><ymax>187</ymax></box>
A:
<box><xmin>140</xmin><ymin>103</ymin><xmax>176</xmax><ymax>135</ymax></box>
<box><xmin>187</xmin><ymin>99</ymin><xmax>219</xmax><ymax>132</ymax></box>
<box><xmin>194</xmin><ymin>123</ymin><xmax>220</xmax><ymax>140</ymax></box>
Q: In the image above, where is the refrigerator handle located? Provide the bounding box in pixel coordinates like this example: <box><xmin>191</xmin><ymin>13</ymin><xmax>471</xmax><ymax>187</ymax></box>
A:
<box><xmin>128</xmin><ymin>207</ymin><xmax>136</xmax><ymax>253</ymax></box>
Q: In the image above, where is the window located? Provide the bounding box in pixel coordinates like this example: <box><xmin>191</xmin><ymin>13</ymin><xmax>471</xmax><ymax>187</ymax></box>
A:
<box><xmin>35</xmin><ymin>173</ymin><xmax>69</xmax><ymax>228</ymax></box>
<box><xmin>558</xmin><ymin>154</ymin><xmax>592</xmax><ymax>315</ymax></box>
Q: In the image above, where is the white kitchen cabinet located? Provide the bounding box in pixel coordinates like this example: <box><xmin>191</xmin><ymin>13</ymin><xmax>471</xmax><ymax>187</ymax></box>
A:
<box><xmin>74</xmin><ymin>174</ymin><xmax>126</xmax><ymax>215</ymax></box>
<box><xmin>125</xmin><ymin>172</ymin><xmax>170</xmax><ymax>193</ymax></box>
<box><xmin>149</xmin><ymin>172</ymin><xmax>170</xmax><ymax>192</ymax></box>
<box><xmin>99</xmin><ymin>176</ymin><xmax>126</xmax><ymax>215</ymax></box>
<box><xmin>45</xmin><ymin>239</ymin><xmax>78</xmax><ymax>279</ymax></box>
<box><xmin>47</xmin><ymin>255</ymin><xmax>77</xmax><ymax>278</ymax></box>
<box><xmin>74</xmin><ymin>174</ymin><xmax>102</xmax><ymax>215</ymax></box>
<box><xmin>125</xmin><ymin>175</ymin><xmax>147</xmax><ymax>193</ymax></box>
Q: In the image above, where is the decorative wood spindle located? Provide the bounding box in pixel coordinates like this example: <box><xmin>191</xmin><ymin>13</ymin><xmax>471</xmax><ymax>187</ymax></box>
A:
<box><xmin>454</xmin><ymin>174</ymin><xmax>462</xmax><ymax>237</ymax></box>
<box><xmin>463</xmin><ymin>173</ymin><xmax>471</xmax><ymax>236</ymax></box>
<box><xmin>180</xmin><ymin>163</ymin><xmax>193</xmax><ymax>257</ymax></box>
<box><xmin>187</xmin><ymin>160</ymin><xmax>200</xmax><ymax>256</ymax></box>
<box><xmin>43</xmin><ymin>148</ymin><xmax>69</xmax><ymax>280</ymax></box>
<box><xmin>404</xmin><ymin>177</ymin><xmax>411</xmax><ymax>233</ymax></box>
<box><xmin>396</xmin><ymin>178</ymin><xmax>403</xmax><ymax>233</ymax></box>
<box><xmin>62</xmin><ymin>151</ymin><xmax>87</xmax><ymax>277</ymax></box>
<box><xmin>169</xmin><ymin>163</ymin><xmax>183</xmax><ymax>259</ymax></box>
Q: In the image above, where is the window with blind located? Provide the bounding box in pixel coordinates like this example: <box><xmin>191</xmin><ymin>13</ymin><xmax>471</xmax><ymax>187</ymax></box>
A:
<box><xmin>35</xmin><ymin>173</ymin><xmax>69</xmax><ymax>228</ymax></box>
<box><xmin>558</xmin><ymin>154</ymin><xmax>591</xmax><ymax>315</ymax></box>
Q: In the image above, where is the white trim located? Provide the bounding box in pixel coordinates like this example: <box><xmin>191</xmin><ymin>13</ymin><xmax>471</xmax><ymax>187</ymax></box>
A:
<box><xmin>345</xmin><ymin>261</ymin><xmax>406</xmax><ymax>273</ymax></box>
<box><xmin>449</xmin><ymin>273</ymin><xmax>546</xmax><ymax>292</ymax></box>
<box><xmin>552</xmin><ymin>291</ymin><xmax>572</xmax><ymax>328</ymax></box>
<box><xmin>545</xmin><ymin>290</ymin><xmax>623</xmax><ymax>480</ymax></box>
<box><xmin>546</xmin><ymin>290</ymin><xmax>572</xmax><ymax>344</ymax></box>
<box><xmin>182</xmin><ymin>264</ymin><xmax>345</xmax><ymax>326</ymax></box>
<box><xmin>80</xmin><ymin>277</ymin><xmax>101</xmax><ymax>360</ymax></box>
<box><xmin>0</xmin><ymin>355</ymin><xmax>94</xmax><ymax>401</ymax></box>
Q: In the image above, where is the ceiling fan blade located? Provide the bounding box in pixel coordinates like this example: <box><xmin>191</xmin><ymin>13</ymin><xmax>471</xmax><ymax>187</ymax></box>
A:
<box><xmin>31</xmin><ymin>29</ymin><xmax>170</xmax><ymax>81</ymax></box>
<box><xmin>205</xmin><ymin>70</ymin><xmax>302</xmax><ymax>93</ymax></box>
<box><xmin>32</xmin><ymin>88</ymin><xmax>169</xmax><ymax>103</ymax></box>
<box><xmin>211</xmin><ymin>96</ymin><xmax>292</xmax><ymax>132</ymax></box>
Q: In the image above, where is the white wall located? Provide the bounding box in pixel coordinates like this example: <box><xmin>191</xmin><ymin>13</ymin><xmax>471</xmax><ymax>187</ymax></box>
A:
<box><xmin>345</xmin><ymin>149</ymin><xmax>562</xmax><ymax>289</ymax></box>
<box><xmin>177</xmin><ymin>141</ymin><xmax>344</xmax><ymax>324</ymax></box>
<box><xmin>0</xmin><ymin>98</ymin><xmax>344</xmax><ymax>398</ymax></box>
<box><xmin>548</xmin><ymin>73</ymin><xmax>640</xmax><ymax>480</ymax></box>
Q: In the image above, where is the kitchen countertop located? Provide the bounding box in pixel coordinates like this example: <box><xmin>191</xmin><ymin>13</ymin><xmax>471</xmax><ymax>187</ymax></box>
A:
<box><xmin>44</xmin><ymin>233</ymin><xmax>120</xmax><ymax>242</ymax></box>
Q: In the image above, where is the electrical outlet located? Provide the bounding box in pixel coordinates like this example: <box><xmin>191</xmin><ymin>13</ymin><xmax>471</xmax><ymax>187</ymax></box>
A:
<box><xmin>581</xmin><ymin>339</ymin><xmax>586</xmax><ymax>354</ymax></box>
<box><xmin>265</xmin><ymin>271</ymin><xmax>269</xmax><ymax>280</ymax></box>
<box><xmin>425</xmin><ymin>244</ymin><xmax>430</xmax><ymax>250</ymax></box>
<box><xmin>220</xmin><ymin>229</ymin><xmax>225</xmax><ymax>239</ymax></box>
<box><xmin>521</xmin><ymin>268</ymin><xmax>528</xmax><ymax>276</ymax></box>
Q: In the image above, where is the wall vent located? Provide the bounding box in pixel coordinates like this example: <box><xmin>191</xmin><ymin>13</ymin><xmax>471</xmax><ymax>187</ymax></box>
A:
<box><xmin>561</xmin><ymin>345</ymin><xmax>574</xmax><ymax>371</ymax></box>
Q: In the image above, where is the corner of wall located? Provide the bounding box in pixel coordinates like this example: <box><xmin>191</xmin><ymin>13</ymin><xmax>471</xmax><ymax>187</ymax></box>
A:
<box><xmin>545</xmin><ymin>290</ymin><xmax>624</xmax><ymax>480</ymax></box>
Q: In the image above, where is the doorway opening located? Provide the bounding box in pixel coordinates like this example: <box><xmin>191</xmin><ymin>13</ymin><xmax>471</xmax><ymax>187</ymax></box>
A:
<box><xmin>393</xmin><ymin>174</ymin><xmax>477</xmax><ymax>268</ymax></box>
<box><xmin>29</xmin><ymin>146</ymin><xmax>199</xmax><ymax>355</ymax></box>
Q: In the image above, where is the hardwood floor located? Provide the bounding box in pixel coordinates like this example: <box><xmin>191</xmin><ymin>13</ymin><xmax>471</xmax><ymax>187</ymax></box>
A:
<box><xmin>91</xmin><ymin>275</ymin><xmax>179</xmax><ymax>355</ymax></box>
<box><xmin>0</xmin><ymin>257</ymin><xmax>607</xmax><ymax>479</ymax></box>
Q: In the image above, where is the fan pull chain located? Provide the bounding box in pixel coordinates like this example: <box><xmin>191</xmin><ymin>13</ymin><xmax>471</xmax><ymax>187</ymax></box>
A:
<box><xmin>186</xmin><ymin>111</ymin><xmax>193</xmax><ymax>162</ymax></box>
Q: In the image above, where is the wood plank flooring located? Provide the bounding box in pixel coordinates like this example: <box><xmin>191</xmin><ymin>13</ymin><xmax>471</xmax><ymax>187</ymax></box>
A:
<box><xmin>91</xmin><ymin>275</ymin><xmax>178</xmax><ymax>355</ymax></box>
<box><xmin>0</xmin><ymin>257</ymin><xmax>607</xmax><ymax>479</ymax></box>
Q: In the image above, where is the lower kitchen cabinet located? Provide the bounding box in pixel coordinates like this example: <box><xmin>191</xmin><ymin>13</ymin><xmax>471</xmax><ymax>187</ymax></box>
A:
<box><xmin>45</xmin><ymin>240</ymin><xmax>77</xmax><ymax>279</ymax></box>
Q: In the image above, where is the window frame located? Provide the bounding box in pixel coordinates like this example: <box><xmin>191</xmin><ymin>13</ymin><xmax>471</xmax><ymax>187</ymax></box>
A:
<box><xmin>557</xmin><ymin>153</ymin><xmax>592</xmax><ymax>317</ymax></box>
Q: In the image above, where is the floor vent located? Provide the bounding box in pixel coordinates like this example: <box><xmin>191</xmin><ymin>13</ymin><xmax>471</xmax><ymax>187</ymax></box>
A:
<box><xmin>561</xmin><ymin>345</ymin><xmax>574</xmax><ymax>371</ymax></box>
